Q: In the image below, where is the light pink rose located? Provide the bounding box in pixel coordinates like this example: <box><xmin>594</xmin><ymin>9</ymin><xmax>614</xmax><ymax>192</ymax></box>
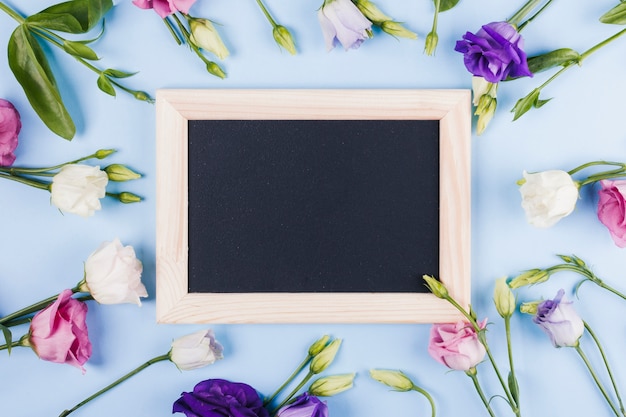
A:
<box><xmin>0</xmin><ymin>99</ymin><xmax>21</xmax><ymax>166</ymax></box>
<box><xmin>132</xmin><ymin>0</ymin><xmax>196</xmax><ymax>18</ymax></box>
<box><xmin>428</xmin><ymin>320</ymin><xmax>487</xmax><ymax>371</ymax></box>
<box><xmin>28</xmin><ymin>289</ymin><xmax>92</xmax><ymax>372</ymax></box>
<box><xmin>597</xmin><ymin>179</ymin><xmax>626</xmax><ymax>248</ymax></box>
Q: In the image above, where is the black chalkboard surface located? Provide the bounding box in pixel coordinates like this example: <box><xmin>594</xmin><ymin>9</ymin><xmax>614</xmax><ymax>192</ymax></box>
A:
<box><xmin>187</xmin><ymin>120</ymin><xmax>439</xmax><ymax>293</ymax></box>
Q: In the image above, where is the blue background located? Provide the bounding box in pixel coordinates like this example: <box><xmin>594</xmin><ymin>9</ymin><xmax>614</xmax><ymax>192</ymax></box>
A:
<box><xmin>1</xmin><ymin>0</ymin><xmax>626</xmax><ymax>416</ymax></box>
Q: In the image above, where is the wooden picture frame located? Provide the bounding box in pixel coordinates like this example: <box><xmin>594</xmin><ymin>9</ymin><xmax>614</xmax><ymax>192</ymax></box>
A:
<box><xmin>156</xmin><ymin>89</ymin><xmax>471</xmax><ymax>324</ymax></box>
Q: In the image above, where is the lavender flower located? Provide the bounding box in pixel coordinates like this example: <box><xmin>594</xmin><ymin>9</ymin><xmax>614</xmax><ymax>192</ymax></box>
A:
<box><xmin>533</xmin><ymin>289</ymin><xmax>584</xmax><ymax>348</ymax></box>
<box><xmin>318</xmin><ymin>0</ymin><xmax>372</xmax><ymax>51</ymax></box>
<box><xmin>276</xmin><ymin>393</ymin><xmax>328</xmax><ymax>417</ymax></box>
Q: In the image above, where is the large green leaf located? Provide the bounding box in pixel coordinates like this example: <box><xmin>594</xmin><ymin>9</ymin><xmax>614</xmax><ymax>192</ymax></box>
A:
<box><xmin>600</xmin><ymin>2</ymin><xmax>626</xmax><ymax>24</ymax></box>
<box><xmin>26</xmin><ymin>0</ymin><xmax>113</xmax><ymax>34</ymax></box>
<box><xmin>438</xmin><ymin>0</ymin><xmax>461</xmax><ymax>13</ymax></box>
<box><xmin>8</xmin><ymin>25</ymin><xmax>75</xmax><ymax>139</ymax></box>
<box><xmin>526</xmin><ymin>48</ymin><xmax>581</xmax><ymax>74</ymax></box>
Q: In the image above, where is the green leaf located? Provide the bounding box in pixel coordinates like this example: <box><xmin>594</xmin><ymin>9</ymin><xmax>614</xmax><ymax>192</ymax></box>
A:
<box><xmin>526</xmin><ymin>48</ymin><xmax>581</xmax><ymax>74</ymax></box>
<box><xmin>26</xmin><ymin>0</ymin><xmax>113</xmax><ymax>33</ymax></box>
<box><xmin>97</xmin><ymin>74</ymin><xmax>116</xmax><ymax>96</ymax></box>
<box><xmin>508</xmin><ymin>371</ymin><xmax>520</xmax><ymax>407</ymax></box>
<box><xmin>63</xmin><ymin>39</ymin><xmax>99</xmax><ymax>60</ymax></box>
<box><xmin>439</xmin><ymin>0</ymin><xmax>460</xmax><ymax>12</ymax></box>
<box><xmin>0</xmin><ymin>324</ymin><xmax>12</xmax><ymax>355</ymax></box>
<box><xmin>511</xmin><ymin>88</ymin><xmax>551</xmax><ymax>120</ymax></box>
<box><xmin>103</xmin><ymin>68</ymin><xmax>137</xmax><ymax>79</ymax></box>
<box><xmin>600</xmin><ymin>2</ymin><xmax>626</xmax><ymax>24</ymax></box>
<box><xmin>8</xmin><ymin>25</ymin><xmax>75</xmax><ymax>139</ymax></box>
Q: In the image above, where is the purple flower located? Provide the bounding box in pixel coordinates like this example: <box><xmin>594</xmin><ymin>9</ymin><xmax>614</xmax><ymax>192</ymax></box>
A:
<box><xmin>533</xmin><ymin>289</ymin><xmax>584</xmax><ymax>348</ymax></box>
<box><xmin>0</xmin><ymin>99</ymin><xmax>21</xmax><ymax>166</ymax></box>
<box><xmin>276</xmin><ymin>393</ymin><xmax>328</xmax><ymax>417</ymax></box>
<box><xmin>318</xmin><ymin>0</ymin><xmax>372</xmax><ymax>51</ymax></box>
<box><xmin>455</xmin><ymin>21</ymin><xmax>532</xmax><ymax>83</ymax></box>
<box><xmin>172</xmin><ymin>379</ymin><xmax>269</xmax><ymax>417</ymax></box>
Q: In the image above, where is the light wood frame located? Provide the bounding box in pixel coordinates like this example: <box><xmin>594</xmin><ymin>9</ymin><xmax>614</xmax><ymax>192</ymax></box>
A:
<box><xmin>156</xmin><ymin>89</ymin><xmax>471</xmax><ymax>324</ymax></box>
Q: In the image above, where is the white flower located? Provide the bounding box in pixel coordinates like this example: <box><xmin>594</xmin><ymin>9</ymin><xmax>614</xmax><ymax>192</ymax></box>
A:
<box><xmin>50</xmin><ymin>164</ymin><xmax>108</xmax><ymax>218</ymax></box>
<box><xmin>169</xmin><ymin>329</ymin><xmax>224</xmax><ymax>371</ymax></box>
<box><xmin>189</xmin><ymin>18</ymin><xmax>230</xmax><ymax>60</ymax></box>
<box><xmin>519</xmin><ymin>170</ymin><xmax>579</xmax><ymax>228</ymax></box>
<box><xmin>318</xmin><ymin>0</ymin><xmax>372</xmax><ymax>51</ymax></box>
<box><xmin>82</xmin><ymin>238</ymin><xmax>147</xmax><ymax>305</ymax></box>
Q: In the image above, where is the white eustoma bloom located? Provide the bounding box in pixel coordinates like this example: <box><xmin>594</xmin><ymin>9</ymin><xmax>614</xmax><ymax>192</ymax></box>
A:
<box><xmin>519</xmin><ymin>170</ymin><xmax>579</xmax><ymax>228</ymax></box>
<box><xmin>169</xmin><ymin>329</ymin><xmax>224</xmax><ymax>371</ymax></box>
<box><xmin>50</xmin><ymin>164</ymin><xmax>108</xmax><ymax>218</ymax></box>
<box><xmin>83</xmin><ymin>238</ymin><xmax>147</xmax><ymax>305</ymax></box>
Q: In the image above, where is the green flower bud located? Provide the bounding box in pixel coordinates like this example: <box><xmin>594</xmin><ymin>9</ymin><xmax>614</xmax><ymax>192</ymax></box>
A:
<box><xmin>273</xmin><ymin>25</ymin><xmax>297</xmax><ymax>55</ymax></box>
<box><xmin>117</xmin><ymin>192</ymin><xmax>142</xmax><ymax>204</ymax></box>
<box><xmin>353</xmin><ymin>0</ymin><xmax>391</xmax><ymax>24</ymax></box>
<box><xmin>520</xmin><ymin>301</ymin><xmax>540</xmax><ymax>315</ymax></box>
<box><xmin>104</xmin><ymin>164</ymin><xmax>142</xmax><ymax>182</ymax></box>
<box><xmin>508</xmin><ymin>269</ymin><xmax>550</xmax><ymax>289</ymax></box>
<box><xmin>493</xmin><ymin>277</ymin><xmax>515</xmax><ymax>318</ymax></box>
<box><xmin>369</xmin><ymin>369</ymin><xmax>414</xmax><ymax>391</ymax></box>
<box><xmin>308</xmin><ymin>335</ymin><xmax>331</xmax><ymax>356</ymax></box>
<box><xmin>207</xmin><ymin>61</ymin><xmax>227</xmax><ymax>79</ymax></box>
<box><xmin>424</xmin><ymin>31</ymin><xmax>438</xmax><ymax>56</ymax></box>
<box><xmin>310</xmin><ymin>338</ymin><xmax>341</xmax><ymax>374</ymax></box>
<box><xmin>381</xmin><ymin>21</ymin><xmax>417</xmax><ymax>40</ymax></box>
<box><xmin>133</xmin><ymin>91</ymin><xmax>154</xmax><ymax>103</ymax></box>
<box><xmin>189</xmin><ymin>18</ymin><xmax>230</xmax><ymax>60</ymax></box>
<box><xmin>95</xmin><ymin>149</ymin><xmax>116</xmax><ymax>159</ymax></box>
<box><xmin>309</xmin><ymin>374</ymin><xmax>355</xmax><ymax>397</ymax></box>
<box><xmin>422</xmin><ymin>275</ymin><xmax>448</xmax><ymax>299</ymax></box>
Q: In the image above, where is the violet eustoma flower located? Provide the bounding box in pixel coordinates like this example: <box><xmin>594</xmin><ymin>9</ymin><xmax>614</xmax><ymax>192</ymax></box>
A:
<box><xmin>428</xmin><ymin>320</ymin><xmax>487</xmax><ymax>371</ymax></box>
<box><xmin>173</xmin><ymin>379</ymin><xmax>269</xmax><ymax>417</ymax></box>
<box><xmin>27</xmin><ymin>289</ymin><xmax>92</xmax><ymax>373</ymax></box>
<box><xmin>0</xmin><ymin>99</ymin><xmax>21</xmax><ymax>166</ymax></box>
<box><xmin>597</xmin><ymin>179</ymin><xmax>626</xmax><ymax>247</ymax></box>
<box><xmin>534</xmin><ymin>289</ymin><xmax>584</xmax><ymax>348</ymax></box>
<box><xmin>455</xmin><ymin>21</ymin><xmax>532</xmax><ymax>83</ymax></box>
<box><xmin>132</xmin><ymin>0</ymin><xmax>196</xmax><ymax>18</ymax></box>
<box><xmin>277</xmin><ymin>393</ymin><xmax>328</xmax><ymax>417</ymax></box>
<box><xmin>318</xmin><ymin>0</ymin><xmax>372</xmax><ymax>51</ymax></box>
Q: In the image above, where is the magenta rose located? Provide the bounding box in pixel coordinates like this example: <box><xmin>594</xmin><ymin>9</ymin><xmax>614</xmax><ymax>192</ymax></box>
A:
<box><xmin>455</xmin><ymin>21</ymin><xmax>532</xmax><ymax>83</ymax></box>
<box><xmin>0</xmin><ymin>98</ymin><xmax>21</xmax><ymax>166</ymax></box>
<box><xmin>132</xmin><ymin>0</ymin><xmax>196</xmax><ymax>18</ymax></box>
<box><xmin>597</xmin><ymin>179</ymin><xmax>626</xmax><ymax>247</ymax></box>
<box><xmin>428</xmin><ymin>320</ymin><xmax>487</xmax><ymax>371</ymax></box>
<box><xmin>276</xmin><ymin>393</ymin><xmax>328</xmax><ymax>417</ymax></box>
<box><xmin>28</xmin><ymin>289</ymin><xmax>92</xmax><ymax>372</ymax></box>
<box><xmin>173</xmin><ymin>378</ymin><xmax>269</xmax><ymax>417</ymax></box>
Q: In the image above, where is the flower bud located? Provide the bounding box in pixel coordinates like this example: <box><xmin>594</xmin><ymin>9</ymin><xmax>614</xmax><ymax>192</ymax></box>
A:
<box><xmin>169</xmin><ymin>329</ymin><xmax>224</xmax><ymax>370</ymax></box>
<box><xmin>422</xmin><ymin>275</ymin><xmax>448</xmax><ymax>299</ymax></box>
<box><xmin>117</xmin><ymin>192</ymin><xmax>142</xmax><ymax>204</ymax></box>
<box><xmin>273</xmin><ymin>25</ymin><xmax>297</xmax><ymax>55</ymax></box>
<box><xmin>369</xmin><ymin>369</ymin><xmax>413</xmax><ymax>391</ymax></box>
<box><xmin>207</xmin><ymin>61</ymin><xmax>227</xmax><ymax>79</ymax></box>
<box><xmin>133</xmin><ymin>91</ymin><xmax>153</xmax><ymax>102</ymax></box>
<box><xmin>308</xmin><ymin>335</ymin><xmax>331</xmax><ymax>356</ymax></box>
<box><xmin>381</xmin><ymin>20</ymin><xmax>417</xmax><ymax>39</ymax></box>
<box><xmin>493</xmin><ymin>277</ymin><xmax>515</xmax><ymax>318</ymax></box>
<box><xmin>95</xmin><ymin>149</ymin><xmax>116</xmax><ymax>159</ymax></box>
<box><xmin>309</xmin><ymin>373</ymin><xmax>355</xmax><ymax>397</ymax></box>
<box><xmin>508</xmin><ymin>269</ymin><xmax>549</xmax><ymax>289</ymax></box>
<box><xmin>310</xmin><ymin>338</ymin><xmax>341</xmax><ymax>374</ymax></box>
<box><xmin>189</xmin><ymin>18</ymin><xmax>230</xmax><ymax>60</ymax></box>
<box><xmin>104</xmin><ymin>164</ymin><xmax>142</xmax><ymax>181</ymax></box>
<box><xmin>520</xmin><ymin>301</ymin><xmax>540</xmax><ymax>315</ymax></box>
<box><xmin>424</xmin><ymin>31</ymin><xmax>438</xmax><ymax>56</ymax></box>
<box><xmin>353</xmin><ymin>0</ymin><xmax>390</xmax><ymax>23</ymax></box>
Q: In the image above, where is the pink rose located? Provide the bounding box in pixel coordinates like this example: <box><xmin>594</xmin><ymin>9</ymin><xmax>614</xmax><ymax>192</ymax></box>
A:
<box><xmin>28</xmin><ymin>289</ymin><xmax>92</xmax><ymax>372</ymax></box>
<box><xmin>0</xmin><ymin>99</ymin><xmax>21</xmax><ymax>166</ymax></box>
<box><xmin>428</xmin><ymin>320</ymin><xmax>487</xmax><ymax>371</ymax></box>
<box><xmin>597</xmin><ymin>179</ymin><xmax>626</xmax><ymax>247</ymax></box>
<box><xmin>132</xmin><ymin>0</ymin><xmax>196</xmax><ymax>18</ymax></box>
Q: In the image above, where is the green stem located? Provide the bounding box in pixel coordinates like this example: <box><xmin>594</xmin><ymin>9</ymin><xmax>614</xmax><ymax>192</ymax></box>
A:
<box><xmin>271</xmin><ymin>371</ymin><xmax>314</xmax><ymax>413</ymax></box>
<box><xmin>163</xmin><ymin>16</ymin><xmax>183</xmax><ymax>45</ymax></box>
<box><xmin>584</xmin><ymin>322</ymin><xmax>626</xmax><ymax>415</ymax></box>
<box><xmin>507</xmin><ymin>0</ymin><xmax>545</xmax><ymax>27</ymax></box>
<box><xmin>0</xmin><ymin>341</ymin><xmax>22</xmax><ymax>351</ymax></box>
<box><xmin>0</xmin><ymin>172</ymin><xmax>51</xmax><ymax>191</ymax></box>
<box><xmin>411</xmin><ymin>385</ymin><xmax>436</xmax><ymax>417</ymax></box>
<box><xmin>504</xmin><ymin>316</ymin><xmax>520</xmax><ymax>411</ymax></box>
<box><xmin>0</xmin><ymin>1</ymin><xmax>24</xmax><ymax>23</ymax></box>
<box><xmin>255</xmin><ymin>0</ymin><xmax>278</xmax><ymax>28</ymax></box>
<box><xmin>2</xmin><ymin>316</ymin><xmax>33</xmax><ymax>327</ymax></box>
<box><xmin>575</xmin><ymin>345</ymin><xmax>621</xmax><ymax>417</ymax></box>
<box><xmin>579</xmin><ymin>171</ymin><xmax>626</xmax><ymax>187</ymax></box>
<box><xmin>567</xmin><ymin>161</ymin><xmax>625</xmax><ymax>176</ymax></box>
<box><xmin>59</xmin><ymin>354</ymin><xmax>170</xmax><ymax>417</ymax></box>
<box><xmin>466</xmin><ymin>370</ymin><xmax>497</xmax><ymax>417</ymax></box>
<box><xmin>546</xmin><ymin>264</ymin><xmax>626</xmax><ymax>302</ymax></box>
<box><xmin>517</xmin><ymin>0</ymin><xmax>554</xmax><ymax>32</ymax></box>
<box><xmin>0</xmin><ymin>286</ymin><xmax>81</xmax><ymax>325</ymax></box>
<box><xmin>430</xmin><ymin>0</ymin><xmax>439</xmax><ymax>35</ymax></box>
<box><xmin>264</xmin><ymin>355</ymin><xmax>312</xmax><ymax>406</ymax></box>
<box><xmin>0</xmin><ymin>151</ymin><xmax>107</xmax><ymax>175</ymax></box>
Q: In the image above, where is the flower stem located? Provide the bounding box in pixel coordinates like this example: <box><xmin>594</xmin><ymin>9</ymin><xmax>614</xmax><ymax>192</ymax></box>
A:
<box><xmin>0</xmin><ymin>1</ymin><xmax>24</xmax><ymax>24</ymax></box>
<box><xmin>163</xmin><ymin>16</ymin><xmax>183</xmax><ymax>45</ymax></box>
<box><xmin>504</xmin><ymin>316</ymin><xmax>520</xmax><ymax>411</ymax></box>
<box><xmin>508</xmin><ymin>0</ymin><xmax>546</xmax><ymax>27</ymax></box>
<box><xmin>59</xmin><ymin>354</ymin><xmax>170</xmax><ymax>417</ymax></box>
<box><xmin>567</xmin><ymin>161</ymin><xmax>625</xmax><ymax>177</ymax></box>
<box><xmin>0</xmin><ymin>151</ymin><xmax>110</xmax><ymax>175</ymax></box>
<box><xmin>255</xmin><ymin>0</ymin><xmax>278</xmax><ymax>28</ymax></box>
<box><xmin>575</xmin><ymin>345</ymin><xmax>621</xmax><ymax>417</ymax></box>
<box><xmin>264</xmin><ymin>355</ymin><xmax>312</xmax><ymax>406</ymax></box>
<box><xmin>545</xmin><ymin>264</ymin><xmax>626</xmax><ymax>302</ymax></box>
<box><xmin>0</xmin><ymin>341</ymin><xmax>22</xmax><ymax>351</ymax></box>
<box><xmin>0</xmin><ymin>286</ymin><xmax>81</xmax><ymax>325</ymax></box>
<box><xmin>0</xmin><ymin>172</ymin><xmax>51</xmax><ymax>191</ymax></box>
<box><xmin>271</xmin><ymin>371</ymin><xmax>314</xmax><ymax>413</ymax></box>
<box><xmin>411</xmin><ymin>384</ymin><xmax>437</xmax><ymax>417</ymax></box>
<box><xmin>466</xmin><ymin>369</ymin><xmax>497</xmax><ymax>417</ymax></box>
<box><xmin>584</xmin><ymin>321</ymin><xmax>626</xmax><ymax>415</ymax></box>
<box><xmin>517</xmin><ymin>0</ymin><xmax>554</xmax><ymax>32</ymax></box>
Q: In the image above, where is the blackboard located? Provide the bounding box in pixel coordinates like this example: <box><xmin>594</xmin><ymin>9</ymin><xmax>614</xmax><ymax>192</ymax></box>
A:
<box><xmin>156</xmin><ymin>89</ymin><xmax>471</xmax><ymax>324</ymax></box>
<box><xmin>187</xmin><ymin>119</ymin><xmax>439</xmax><ymax>293</ymax></box>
